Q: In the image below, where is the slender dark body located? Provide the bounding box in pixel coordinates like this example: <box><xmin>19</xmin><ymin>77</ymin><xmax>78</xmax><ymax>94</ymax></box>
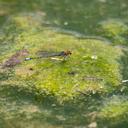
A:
<box><xmin>25</xmin><ymin>50</ymin><xmax>72</xmax><ymax>60</ymax></box>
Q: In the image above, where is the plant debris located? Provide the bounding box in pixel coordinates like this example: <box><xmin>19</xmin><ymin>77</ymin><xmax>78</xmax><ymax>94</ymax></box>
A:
<box><xmin>2</xmin><ymin>49</ymin><xmax>29</xmax><ymax>68</ymax></box>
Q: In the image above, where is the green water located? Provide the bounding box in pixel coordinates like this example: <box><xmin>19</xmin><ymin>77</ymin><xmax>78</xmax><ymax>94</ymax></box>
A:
<box><xmin>41</xmin><ymin>0</ymin><xmax>128</xmax><ymax>34</ymax></box>
<box><xmin>0</xmin><ymin>0</ymin><xmax>128</xmax><ymax>128</ymax></box>
<box><xmin>0</xmin><ymin>0</ymin><xmax>128</xmax><ymax>36</ymax></box>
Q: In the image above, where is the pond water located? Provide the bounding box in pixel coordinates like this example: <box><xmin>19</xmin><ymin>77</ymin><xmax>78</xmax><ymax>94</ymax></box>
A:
<box><xmin>41</xmin><ymin>0</ymin><xmax>128</xmax><ymax>35</ymax></box>
<box><xmin>0</xmin><ymin>0</ymin><xmax>128</xmax><ymax>128</ymax></box>
<box><xmin>0</xmin><ymin>0</ymin><xmax>128</xmax><ymax>37</ymax></box>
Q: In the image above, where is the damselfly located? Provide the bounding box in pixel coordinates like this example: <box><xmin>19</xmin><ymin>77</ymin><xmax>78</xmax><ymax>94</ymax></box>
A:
<box><xmin>25</xmin><ymin>50</ymin><xmax>72</xmax><ymax>61</ymax></box>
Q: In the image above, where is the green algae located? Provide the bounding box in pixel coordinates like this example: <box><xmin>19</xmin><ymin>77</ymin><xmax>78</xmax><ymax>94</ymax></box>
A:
<box><xmin>97</xmin><ymin>19</ymin><xmax>128</xmax><ymax>45</ymax></box>
<box><xmin>98</xmin><ymin>96</ymin><xmax>128</xmax><ymax>128</ymax></box>
<box><xmin>0</xmin><ymin>14</ymin><xmax>122</xmax><ymax>102</ymax></box>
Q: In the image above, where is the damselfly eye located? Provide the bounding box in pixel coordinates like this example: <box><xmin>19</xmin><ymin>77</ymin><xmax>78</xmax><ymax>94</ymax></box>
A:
<box><xmin>67</xmin><ymin>51</ymin><xmax>72</xmax><ymax>55</ymax></box>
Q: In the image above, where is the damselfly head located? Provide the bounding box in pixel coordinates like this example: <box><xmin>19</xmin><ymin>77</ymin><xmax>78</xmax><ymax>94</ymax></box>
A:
<box><xmin>65</xmin><ymin>50</ymin><xmax>72</xmax><ymax>55</ymax></box>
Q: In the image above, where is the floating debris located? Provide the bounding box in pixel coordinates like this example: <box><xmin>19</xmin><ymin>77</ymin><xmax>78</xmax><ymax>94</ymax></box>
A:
<box><xmin>122</xmin><ymin>79</ymin><xmax>128</xmax><ymax>83</ymax></box>
<box><xmin>64</xmin><ymin>21</ymin><xmax>68</xmax><ymax>26</ymax></box>
<box><xmin>88</xmin><ymin>122</ymin><xmax>97</xmax><ymax>128</ymax></box>
<box><xmin>98</xmin><ymin>0</ymin><xmax>106</xmax><ymax>3</ymax></box>
<box><xmin>82</xmin><ymin>55</ymin><xmax>98</xmax><ymax>60</ymax></box>
<box><xmin>67</xmin><ymin>71</ymin><xmax>77</xmax><ymax>76</ymax></box>
<box><xmin>2</xmin><ymin>49</ymin><xmax>29</xmax><ymax>68</ymax></box>
<box><xmin>91</xmin><ymin>55</ymin><xmax>98</xmax><ymax>60</ymax></box>
<box><xmin>29</xmin><ymin>67</ymin><xmax>34</xmax><ymax>71</ymax></box>
<box><xmin>83</xmin><ymin>76</ymin><xmax>103</xmax><ymax>82</ymax></box>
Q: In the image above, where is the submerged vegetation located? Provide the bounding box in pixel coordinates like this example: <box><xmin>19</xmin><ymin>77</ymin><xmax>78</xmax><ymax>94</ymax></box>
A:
<box><xmin>0</xmin><ymin>0</ymin><xmax>128</xmax><ymax>128</ymax></box>
<box><xmin>97</xmin><ymin>19</ymin><xmax>128</xmax><ymax>45</ymax></box>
